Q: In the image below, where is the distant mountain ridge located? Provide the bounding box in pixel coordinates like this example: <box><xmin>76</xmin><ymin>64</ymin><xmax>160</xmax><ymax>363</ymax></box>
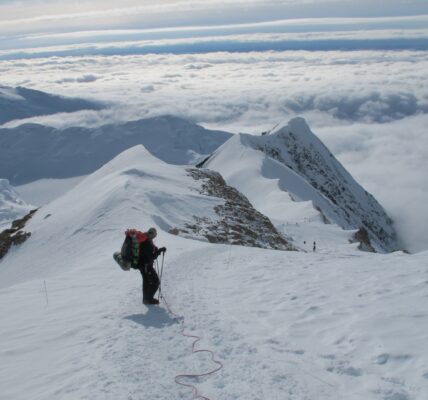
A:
<box><xmin>0</xmin><ymin>115</ymin><xmax>232</xmax><ymax>185</ymax></box>
<box><xmin>204</xmin><ymin>117</ymin><xmax>400</xmax><ymax>253</ymax></box>
<box><xmin>0</xmin><ymin>86</ymin><xmax>103</xmax><ymax>125</ymax></box>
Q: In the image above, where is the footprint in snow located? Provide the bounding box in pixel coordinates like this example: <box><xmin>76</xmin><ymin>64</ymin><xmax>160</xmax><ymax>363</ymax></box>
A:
<box><xmin>302</xmin><ymin>306</ymin><xmax>320</xmax><ymax>316</ymax></box>
<box><xmin>327</xmin><ymin>365</ymin><xmax>363</xmax><ymax>377</ymax></box>
<box><xmin>382</xmin><ymin>391</ymin><xmax>410</xmax><ymax>400</ymax></box>
<box><xmin>376</xmin><ymin>354</ymin><xmax>390</xmax><ymax>365</ymax></box>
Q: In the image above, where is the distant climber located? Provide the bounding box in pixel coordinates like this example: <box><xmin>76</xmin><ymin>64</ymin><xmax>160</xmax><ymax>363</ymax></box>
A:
<box><xmin>113</xmin><ymin>227</ymin><xmax>166</xmax><ymax>305</ymax></box>
<box><xmin>313</xmin><ymin>241</ymin><xmax>316</xmax><ymax>252</ymax></box>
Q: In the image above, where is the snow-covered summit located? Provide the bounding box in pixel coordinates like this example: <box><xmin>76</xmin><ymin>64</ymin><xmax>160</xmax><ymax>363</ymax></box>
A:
<box><xmin>0</xmin><ymin>85</ymin><xmax>103</xmax><ymax>125</ymax></box>
<box><xmin>0</xmin><ymin>115</ymin><xmax>232</xmax><ymax>185</ymax></box>
<box><xmin>0</xmin><ymin>144</ymin><xmax>291</xmax><ymax>287</ymax></box>
<box><xmin>205</xmin><ymin>117</ymin><xmax>399</xmax><ymax>253</ymax></box>
<box><xmin>0</xmin><ymin>179</ymin><xmax>33</xmax><ymax>228</ymax></box>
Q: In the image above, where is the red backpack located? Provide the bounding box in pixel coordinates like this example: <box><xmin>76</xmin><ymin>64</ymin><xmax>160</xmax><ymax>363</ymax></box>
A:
<box><xmin>121</xmin><ymin>229</ymin><xmax>149</xmax><ymax>266</ymax></box>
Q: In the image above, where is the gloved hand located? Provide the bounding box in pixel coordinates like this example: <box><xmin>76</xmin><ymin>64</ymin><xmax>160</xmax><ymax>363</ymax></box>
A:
<box><xmin>158</xmin><ymin>247</ymin><xmax>167</xmax><ymax>254</ymax></box>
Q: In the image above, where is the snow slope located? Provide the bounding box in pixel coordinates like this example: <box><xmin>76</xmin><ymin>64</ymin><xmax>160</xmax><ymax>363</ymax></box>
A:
<box><xmin>0</xmin><ymin>185</ymin><xmax>427</xmax><ymax>398</ymax></box>
<box><xmin>0</xmin><ymin>145</ymin><xmax>427</xmax><ymax>400</ymax></box>
<box><xmin>0</xmin><ymin>86</ymin><xmax>102</xmax><ymax>125</ymax></box>
<box><xmin>0</xmin><ymin>179</ymin><xmax>33</xmax><ymax>230</ymax></box>
<box><xmin>0</xmin><ymin>115</ymin><xmax>232</xmax><ymax>185</ymax></box>
<box><xmin>204</xmin><ymin>117</ymin><xmax>399</xmax><ymax>253</ymax></box>
<box><xmin>14</xmin><ymin>176</ymin><xmax>87</xmax><ymax>207</ymax></box>
<box><xmin>0</xmin><ymin>144</ymin><xmax>290</xmax><ymax>288</ymax></box>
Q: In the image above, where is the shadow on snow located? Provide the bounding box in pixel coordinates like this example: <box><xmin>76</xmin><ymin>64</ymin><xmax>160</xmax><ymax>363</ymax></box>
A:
<box><xmin>124</xmin><ymin>307</ymin><xmax>176</xmax><ymax>329</ymax></box>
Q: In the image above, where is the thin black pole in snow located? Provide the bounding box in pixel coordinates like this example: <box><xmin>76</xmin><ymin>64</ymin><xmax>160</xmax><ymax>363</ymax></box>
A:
<box><xmin>160</xmin><ymin>253</ymin><xmax>165</xmax><ymax>285</ymax></box>
<box><xmin>43</xmin><ymin>280</ymin><xmax>49</xmax><ymax>306</ymax></box>
<box><xmin>157</xmin><ymin>253</ymin><xmax>165</xmax><ymax>301</ymax></box>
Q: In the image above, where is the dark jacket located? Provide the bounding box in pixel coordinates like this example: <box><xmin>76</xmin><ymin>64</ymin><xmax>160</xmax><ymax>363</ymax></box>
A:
<box><xmin>138</xmin><ymin>239</ymin><xmax>160</xmax><ymax>266</ymax></box>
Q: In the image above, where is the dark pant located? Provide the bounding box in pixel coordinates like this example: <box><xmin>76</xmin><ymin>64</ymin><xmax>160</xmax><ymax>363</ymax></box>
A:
<box><xmin>140</xmin><ymin>263</ymin><xmax>160</xmax><ymax>301</ymax></box>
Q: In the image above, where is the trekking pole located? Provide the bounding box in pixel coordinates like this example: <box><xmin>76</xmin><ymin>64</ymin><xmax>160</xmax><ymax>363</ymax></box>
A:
<box><xmin>160</xmin><ymin>252</ymin><xmax>165</xmax><ymax>286</ymax></box>
<box><xmin>155</xmin><ymin>259</ymin><xmax>159</xmax><ymax>276</ymax></box>
<box><xmin>158</xmin><ymin>253</ymin><xmax>165</xmax><ymax>301</ymax></box>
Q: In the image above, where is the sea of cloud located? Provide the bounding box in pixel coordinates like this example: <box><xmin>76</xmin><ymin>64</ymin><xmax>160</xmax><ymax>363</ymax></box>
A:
<box><xmin>1</xmin><ymin>49</ymin><xmax>427</xmax><ymax>252</ymax></box>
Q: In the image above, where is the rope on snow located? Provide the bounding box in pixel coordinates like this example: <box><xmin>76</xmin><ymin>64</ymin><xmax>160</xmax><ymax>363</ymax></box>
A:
<box><xmin>156</xmin><ymin>256</ymin><xmax>224</xmax><ymax>400</ymax></box>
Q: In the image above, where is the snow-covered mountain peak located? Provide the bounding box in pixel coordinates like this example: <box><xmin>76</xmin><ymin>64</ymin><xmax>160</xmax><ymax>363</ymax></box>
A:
<box><xmin>276</xmin><ymin>116</ymin><xmax>312</xmax><ymax>137</ymax></box>
<box><xmin>94</xmin><ymin>143</ymin><xmax>169</xmax><ymax>175</ymax></box>
<box><xmin>0</xmin><ymin>115</ymin><xmax>232</xmax><ymax>185</ymax></box>
<box><xmin>205</xmin><ymin>117</ymin><xmax>400</xmax><ymax>253</ymax></box>
<box><xmin>0</xmin><ymin>144</ymin><xmax>292</xmax><ymax>287</ymax></box>
<box><xmin>0</xmin><ymin>86</ymin><xmax>25</xmax><ymax>102</ymax></box>
<box><xmin>0</xmin><ymin>85</ymin><xmax>103</xmax><ymax>125</ymax></box>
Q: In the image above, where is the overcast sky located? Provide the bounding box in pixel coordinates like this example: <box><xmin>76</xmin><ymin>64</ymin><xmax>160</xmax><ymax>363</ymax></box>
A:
<box><xmin>1</xmin><ymin>0</ymin><xmax>427</xmax><ymax>25</ymax></box>
<box><xmin>0</xmin><ymin>0</ymin><xmax>427</xmax><ymax>58</ymax></box>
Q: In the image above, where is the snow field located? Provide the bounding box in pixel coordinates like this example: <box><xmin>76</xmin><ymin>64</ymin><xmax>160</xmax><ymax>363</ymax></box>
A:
<box><xmin>2</xmin><ymin>239</ymin><xmax>427</xmax><ymax>399</ymax></box>
<box><xmin>166</xmin><ymin>245</ymin><xmax>428</xmax><ymax>400</ymax></box>
<box><xmin>1</xmin><ymin>144</ymin><xmax>427</xmax><ymax>400</ymax></box>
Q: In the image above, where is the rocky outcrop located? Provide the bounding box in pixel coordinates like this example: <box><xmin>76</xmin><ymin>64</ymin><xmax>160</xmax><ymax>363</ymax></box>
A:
<box><xmin>352</xmin><ymin>227</ymin><xmax>376</xmax><ymax>253</ymax></box>
<box><xmin>255</xmin><ymin>119</ymin><xmax>399</xmax><ymax>252</ymax></box>
<box><xmin>170</xmin><ymin>168</ymin><xmax>294</xmax><ymax>251</ymax></box>
<box><xmin>0</xmin><ymin>209</ymin><xmax>37</xmax><ymax>261</ymax></box>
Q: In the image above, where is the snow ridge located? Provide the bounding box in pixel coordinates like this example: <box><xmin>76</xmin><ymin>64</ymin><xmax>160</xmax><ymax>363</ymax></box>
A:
<box><xmin>205</xmin><ymin>117</ymin><xmax>399</xmax><ymax>252</ymax></box>
<box><xmin>0</xmin><ymin>145</ymin><xmax>291</xmax><ymax>288</ymax></box>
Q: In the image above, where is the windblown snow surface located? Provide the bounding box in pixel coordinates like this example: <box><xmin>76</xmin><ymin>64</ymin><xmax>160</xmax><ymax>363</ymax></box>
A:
<box><xmin>1</xmin><ymin>146</ymin><xmax>427</xmax><ymax>400</ymax></box>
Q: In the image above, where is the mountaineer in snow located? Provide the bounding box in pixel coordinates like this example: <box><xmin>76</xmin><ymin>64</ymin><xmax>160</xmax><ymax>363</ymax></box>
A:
<box><xmin>113</xmin><ymin>227</ymin><xmax>166</xmax><ymax>305</ymax></box>
<box><xmin>137</xmin><ymin>227</ymin><xmax>166</xmax><ymax>305</ymax></box>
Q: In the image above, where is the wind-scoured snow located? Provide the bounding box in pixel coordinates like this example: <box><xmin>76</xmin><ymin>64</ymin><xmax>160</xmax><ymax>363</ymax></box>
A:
<box><xmin>0</xmin><ymin>86</ymin><xmax>103</xmax><ymax>125</ymax></box>
<box><xmin>205</xmin><ymin>117</ymin><xmax>399</xmax><ymax>253</ymax></box>
<box><xmin>0</xmin><ymin>115</ymin><xmax>231</xmax><ymax>185</ymax></box>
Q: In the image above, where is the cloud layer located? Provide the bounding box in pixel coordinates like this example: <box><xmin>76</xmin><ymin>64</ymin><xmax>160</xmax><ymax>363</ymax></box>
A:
<box><xmin>1</xmin><ymin>1</ymin><xmax>427</xmax><ymax>33</ymax></box>
<box><xmin>2</xmin><ymin>50</ymin><xmax>426</xmax><ymax>129</ymax></box>
<box><xmin>1</xmin><ymin>49</ymin><xmax>427</xmax><ymax>251</ymax></box>
<box><xmin>317</xmin><ymin>115</ymin><xmax>428</xmax><ymax>253</ymax></box>
<box><xmin>1</xmin><ymin>15</ymin><xmax>428</xmax><ymax>59</ymax></box>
